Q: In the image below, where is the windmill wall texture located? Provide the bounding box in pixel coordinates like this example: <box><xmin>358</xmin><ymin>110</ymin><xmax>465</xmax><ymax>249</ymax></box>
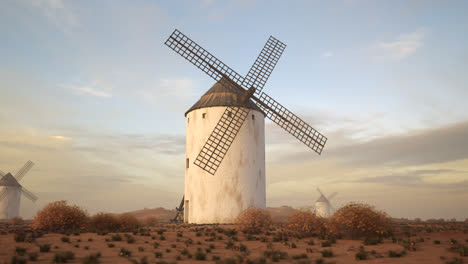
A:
<box><xmin>0</xmin><ymin>187</ymin><xmax>21</xmax><ymax>219</ymax></box>
<box><xmin>185</xmin><ymin>107</ymin><xmax>265</xmax><ymax>224</ymax></box>
<box><xmin>315</xmin><ymin>201</ymin><xmax>331</xmax><ymax>218</ymax></box>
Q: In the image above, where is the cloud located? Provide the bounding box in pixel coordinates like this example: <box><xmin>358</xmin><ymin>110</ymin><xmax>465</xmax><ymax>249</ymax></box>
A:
<box><xmin>321</xmin><ymin>51</ymin><xmax>333</xmax><ymax>58</ymax></box>
<box><xmin>354</xmin><ymin>169</ymin><xmax>465</xmax><ymax>187</ymax></box>
<box><xmin>78</xmin><ymin>86</ymin><xmax>111</xmax><ymax>97</ymax></box>
<box><xmin>0</xmin><ymin>124</ymin><xmax>185</xmax><ymax>218</ymax></box>
<box><xmin>28</xmin><ymin>0</ymin><xmax>79</xmax><ymax>33</ymax></box>
<box><xmin>67</xmin><ymin>83</ymin><xmax>112</xmax><ymax>97</ymax></box>
<box><xmin>374</xmin><ymin>30</ymin><xmax>425</xmax><ymax>61</ymax></box>
<box><xmin>51</xmin><ymin>136</ymin><xmax>71</xmax><ymax>141</ymax></box>
<box><xmin>139</xmin><ymin>77</ymin><xmax>197</xmax><ymax>111</ymax></box>
<box><xmin>328</xmin><ymin>120</ymin><xmax>468</xmax><ymax>167</ymax></box>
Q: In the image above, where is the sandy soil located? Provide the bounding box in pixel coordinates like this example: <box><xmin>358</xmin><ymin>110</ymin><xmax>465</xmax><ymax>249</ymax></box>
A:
<box><xmin>0</xmin><ymin>223</ymin><xmax>467</xmax><ymax>264</ymax></box>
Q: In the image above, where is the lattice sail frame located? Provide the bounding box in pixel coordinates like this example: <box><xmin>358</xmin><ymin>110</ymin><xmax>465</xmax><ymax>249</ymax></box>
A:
<box><xmin>257</xmin><ymin>92</ymin><xmax>326</xmax><ymax>154</ymax></box>
<box><xmin>165</xmin><ymin>29</ymin><xmax>327</xmax><ymax>175</ymax></box>
<box><xmin>165</xmin><ymin>29</ymin><xmax>245</xmax><ymax>93</ymax></box>
<box><xmin>242</xmin><ymin>36</ymin><xmax>286</xmax><ymax>96</ymax></box>
<box><xmin>15</xmin><ymin>160</ymin><xmax>34</xmax><ymax>181</ymax></box>
<box><xmin>194</xmin><ymin>106</ymin><xmax>250</xmax><ymax>175</ymax></box>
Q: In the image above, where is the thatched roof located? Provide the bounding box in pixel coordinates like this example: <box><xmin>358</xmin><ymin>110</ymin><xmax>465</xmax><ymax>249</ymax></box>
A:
<box><xmin>185</xmin><ymin>77</ymin><xmax>262</xmax><ymax>116</ymax></box>
<box><xmin>316</xmin><ymin>194</ymin><xmax>328</xmax><ymax>203</ymax></box>
<box><xmin>0</xmin><ymin>173</ymin><xmax>21</xmax><ymax>187</ymax></box>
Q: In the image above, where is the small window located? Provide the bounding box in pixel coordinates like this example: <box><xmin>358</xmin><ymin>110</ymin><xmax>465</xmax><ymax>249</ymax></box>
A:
<box><xmin>227</xmin><ymin>111</ymin><xmax>232</xmax><ymax>118</ymax></box>
<box><xmin>202</xmin><ymin>113</ymin><xmax>206</xmax><ymax>119</ymax></box>
<box><xmin>187</xmin><ymin>117</ymin><xmax>190</xmax><ymax>123</ymax></box>
<box><xmin>252</xmin><ymin>114</ymin><xmax>255</xmax><ymax>120</ymax></box>
<box><xmin>186</xmin><ymin>158</ymin><xmax>189</xmax><ymax>168</ymax></box>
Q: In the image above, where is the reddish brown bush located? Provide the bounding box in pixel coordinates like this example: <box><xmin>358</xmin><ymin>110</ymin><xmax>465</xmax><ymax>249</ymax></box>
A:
<box><xmin>89</xmin><ymin>213</ymin><xmax>120</xmax><ymax>232</ymax></box>
<box><xmin>32</xmin><ymin>200</ymin><xmax>88</xmax><ymax>232</ymax></box>
<box><xmin>287</xmin><ymin>210</ymin><xmax>326</xmax><ymax>237</ymax></box>
<box><xmin>142</xmin><ymin>216</ymin><xmax>159</xmax><ymax>226</ymax></box>
<box><xmin>327</xmin><ymin>202</ymin><xmax>393</xmax><ymax>239</ymax></box>
<box><xmin>10</xmin><ymin>216</ymin><xmax>24</xmax><ymax>225</ymax></box>
<box><xmin>118</xmin><ymin>213</ymin><xmax>140</xmax><ymax>231</ymax></box>
<box><xmin>236</xmin><ymin>207</ymin><xmax>272</xmax><ymax>234</ymax></box>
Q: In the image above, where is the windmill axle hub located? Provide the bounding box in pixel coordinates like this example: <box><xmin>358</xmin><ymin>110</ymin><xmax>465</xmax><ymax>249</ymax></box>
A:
<box><xmin>239</xmin><ymin>86</ymin><xmax>256</xmax><ymax>104</ymax></box>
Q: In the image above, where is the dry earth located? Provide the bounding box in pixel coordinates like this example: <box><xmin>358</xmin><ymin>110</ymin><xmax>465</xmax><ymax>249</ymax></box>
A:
<box><xmin>0</xmin><ymin>222</ymin><xmax>467</xmax><ymax>264</ymax></box>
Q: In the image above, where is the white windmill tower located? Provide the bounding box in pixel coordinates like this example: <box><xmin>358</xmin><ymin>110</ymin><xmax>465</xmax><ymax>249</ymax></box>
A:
<box><xmin>165</xmin><ymin>30</ymin><xmax>327</xmax><ymax>224</ymax></box>
<box><xmin>0</xmin><ymin>161</ymin><xmax>38</xmax><ymax>219</ymax></box>
<box><xmin>314</xmin><ymin>188</ymin><xmax>337</xmax><ymax>218</ymax></box>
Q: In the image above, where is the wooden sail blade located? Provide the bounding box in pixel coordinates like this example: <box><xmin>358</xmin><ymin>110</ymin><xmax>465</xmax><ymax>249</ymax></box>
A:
<box><xmin>256</xmin><ymin>92</ymin><xmax>327</xmax><ymax>154</ymax></box>
<box><xmin>243</xmin><ymin>36</ymin><xmax>286</xmax><ymax>96</ymax></box>
<box><xmin>194</xmin><ymin>106</ymin><xmax>250</xmax><ymax>175</ymax></box>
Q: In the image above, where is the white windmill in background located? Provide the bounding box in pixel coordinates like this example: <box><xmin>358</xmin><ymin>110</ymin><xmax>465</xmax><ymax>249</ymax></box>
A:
<box><xmin>0</xmin><ymin>161</ymin><xmax>38</xmax><ymax>219</ymax></box>
<box><xmin>315</xmin><ymin>188</ymin><xmax>337</xmax><ymax>218</ymax></box>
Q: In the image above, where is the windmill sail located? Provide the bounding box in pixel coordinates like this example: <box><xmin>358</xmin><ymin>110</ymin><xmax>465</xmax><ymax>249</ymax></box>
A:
<box><xmin>165</xmin><ymin>29</ymin><xmax>327</xmax><ymax>176</ymax></box>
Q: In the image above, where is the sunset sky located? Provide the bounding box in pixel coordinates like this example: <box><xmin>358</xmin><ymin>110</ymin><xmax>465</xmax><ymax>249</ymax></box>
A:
<box><xmin>1</xmin><ymin>0</ymin><xmax>467</xmax><ymax>220</ymax></box>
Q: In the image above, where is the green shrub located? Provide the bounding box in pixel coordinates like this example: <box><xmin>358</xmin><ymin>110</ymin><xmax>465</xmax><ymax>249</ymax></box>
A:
<box><xmin>82</xmin><ymin>253</ymin><xmax>101</xmax><ymax>264</ymax></box>
<box><xmin>10</xmin><ymin>256</ymin><xmax>27</xmax><ymax>264</ymax></box>
<box><xmin>53</xmin><ymin>251</ymin><xmax>75</xmax><ymax>263</ymax></box>
<box><xmin>364</xmin><ymin>236</ymin><xmax>382</xmax><ymax>245</ymax></box>
<box><xmin>195</xmin><ymin>251</ymin><xmax>206</xmax><ymax>260</ymax></box>
<box><xmin>27</xmin><ymin>252</ymin><xmax>38</xmax><ymax>261</ymax></box>
<box><xmin>292</xmin><ymin>253</ymin><xmax>308</xmax><ymax>260</ymax></box>
<box><xmin>111</xmin><ymin>234</ymin><xmax>122</xmax><ymax>241</ymax></box>
<box><xmin>154</xmin><ymin>252</ymin><xmax>163</xmax><ymax>258</ymax></box>
<box><xmin>321</xmin><ymin>241</ymin><xmax>331</xmax><ymax>247</ymax></box>
<box><xmin>125</xmin><ymin>234</ymin><xmax>135</xmax><ymax>244</ymax></box>
<box><xmin>14</xmin><ymin>233</ymin><xmax>26</xmax><ymax>242</ymax></box>
<box><xmin>355</xmin><ymin>247</ymin><xmax>368</xmax><ymax>260</ymax></box>
<box><xmin>434</xmin><ymin>240</ymin><xmax>441</xmax><ymax>244</ymax></box>
<box><xmin>321</xmin><ymin>249</ymin><xmax>333</xmax><ymax>258</ymax></box>
<box><xmin>388</xmin><ymin>250</ymin><xmax>406</xmax><ymax>258</ymax></box>
<box><xmin>119</xmin><ymin>248</ymin><xmax>131</xmax><ymax>257</ymax></box>
<box><xmin>61</xmin><ymin>237</ymin><xmax>70</xmax><ymax>243</ymax></box>
<box><xmin>15</xmin><ymin>247</ymin><xmax>27</xmax><ymax>256</ymax></box>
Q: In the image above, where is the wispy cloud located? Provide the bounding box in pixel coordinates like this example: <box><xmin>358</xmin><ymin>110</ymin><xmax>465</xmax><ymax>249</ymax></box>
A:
<box><xmin>29</xmin><ymin>0</ymin><xmax>79</xmax><ymax>33</ymax></box>
<box><xmin>78</xmin><ymin>86</ymin><xmax>112</xmax><ymax>97</ymax></box>
<box><xmin>67</xmin><ymin>83</ymin><xmax>112</xmax><ymax>97</ymax></box>
<box><xmin>139</xmin><ymin>77</ymin><xmax>197</xmax><ymax>111</ymax></box>
<box><xmin>374</xmin><ymin>30</ymin><xmax>425</xmax><ymax>61</ymax></box>
<box><xmin>321</xmin><ymin>51</ymin><xmax>333</xmax><ymax>58</ymax></box>
<box><xmin>51</xmin><ymin>135</ymin><xmax>71</xmax><ymax>141</ymax></box>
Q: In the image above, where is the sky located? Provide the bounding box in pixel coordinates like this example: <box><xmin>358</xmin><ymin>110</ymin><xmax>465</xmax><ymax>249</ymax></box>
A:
<box><xmin>1</xmin><ymin>0</ymin><xmax>467</xmax><ymax>220</ymax></box>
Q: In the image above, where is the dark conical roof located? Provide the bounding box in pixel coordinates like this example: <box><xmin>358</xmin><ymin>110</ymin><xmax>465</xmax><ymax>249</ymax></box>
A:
<box><xmin>185</xmin><ymin>77</ymin><xmax>262</xmax><ymax>116</ymax></box>
<box><xmin>316</xmin><ymin>194</ymin><xmax>328</xmax><ymax>203</ymax></box>
<box><xmin>0</xmin><ymin>173</ymin><xmax>21</xmax><ymax>187</ymax></box>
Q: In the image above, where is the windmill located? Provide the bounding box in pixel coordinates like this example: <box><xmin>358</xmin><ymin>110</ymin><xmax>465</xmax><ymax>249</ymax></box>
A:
<box><xmin>170</xmin><ymin>196</ymin><xmax>184</xmax><ymax>223</ymax></box>
<box><xmin>165</xmin><ymin>29</ymin><xmax>327</xmax><ymax>223</ymax></box>
<box><xmin>315</xmin><ymin>188</ymin><xmax>337</xmax><ymax>218</ymax></box>
<box><xmin>0</xmin><ymin>161</ymin><xmax>38</xmax><ymax>219</ymax></box>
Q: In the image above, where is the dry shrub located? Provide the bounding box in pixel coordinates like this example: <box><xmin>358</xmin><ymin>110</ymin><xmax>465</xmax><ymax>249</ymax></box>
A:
<box><xmin>236</xmin><ymin>207</ymin><xmax>272</xmax><ymax>234</ymax></box>
<box><xmin>327</xmin><ymin>202</ymin><xmax>393</xmax><ymax>239</ymax></box>
<box><xmin>142</xmin><ymin>216</ymin><xmax>159</xmax><ymax>226</ymax></box>
<box><xmin>287</xmin><ymin>210</ymin><xmax>326</xmax><ymax>238</ymax></box>
<box><xmin>118</xmin><ymin>213</ymin><xmax>140</xmax><ymax>231</ymax></box>
<box><xmin>10</xmin><ymin>216</ymin><xmax>24</xmax><ymax>225</ymax></box>
<box><xmin>33</xmin><ymin>200</ymin><xmax>88</xmax><ymax>232</ymax></box>
<box><xmin>89</xmin><ymin>213</ymin><xmax>120</xmax><ymax>232</ymax></box>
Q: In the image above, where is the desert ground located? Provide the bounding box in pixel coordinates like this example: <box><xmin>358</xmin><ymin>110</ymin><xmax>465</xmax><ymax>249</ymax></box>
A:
<box><xmin>1</xmin><ymin>220</ymin><xmax>467</xmax><ymax>264</ymax></box>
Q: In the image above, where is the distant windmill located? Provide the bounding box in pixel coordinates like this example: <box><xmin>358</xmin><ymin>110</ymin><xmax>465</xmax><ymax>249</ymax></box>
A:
<box><xmin>0</xmin><ymin>161</ymin><xmax>38</xmax><ymax>219</ymax></box>
<box><xmin>165</xmin><ymin>29</ymin><xmax>327</xmax><ymax>223</ymax></box>
<box><xmin>315</xmin><ymin>188</ymin><xmax>337</xmax><ymax>218</ymax></box>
